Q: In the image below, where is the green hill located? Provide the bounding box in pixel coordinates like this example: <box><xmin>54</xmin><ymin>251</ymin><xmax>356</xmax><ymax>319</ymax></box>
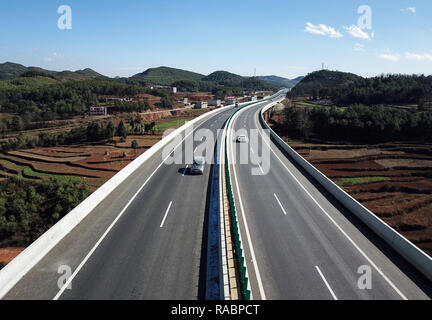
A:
<box><xmin>203</xmin><ymin>71</ymin><xmax>244</xmax><ymax>86</ymax></box>
<box><xmin>28</xmin><ymin>67</ymin><xmax>105</xmax><ymax>81</ymax></box>
<box><xmin>258</xmin><ymin>75</ymin><xmax>304</xmax><ymax>88</ymax></box>
<box><xmin>0</xmin><ymin>62</ymin><xmax>106</xmax><ymax>81</ymax></box>
<box><xmin>54</xmin><ymin>68</ymin><xmax>105</xmax><ymax>81</ymax></box>
<box><xmin>132</xmin><ymin>66</ymin><xmax>205</xmax><ymax>85</ymax></box>
<box><xmin>0</xmin><ymin>62</ymin><xmax>29</xmax><ymax>80</ymax></box>
<box><xmin>291</xmin><ymin>70</ymin><xmax>363</xmax><ymax>96</ymax></box>
<box><xmin>132</xmin><ymin>67</ymin><xmax>278</xmax><ymax>91</ymax></box>
<box><xmin>203</xmin><ymin>71</ymin><xmax>279</xmax><ymax>90</ymax></box>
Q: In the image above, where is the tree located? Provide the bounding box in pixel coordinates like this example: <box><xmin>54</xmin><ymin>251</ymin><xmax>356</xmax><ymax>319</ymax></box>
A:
<box><xmin>86</xmin><ymin>122</ymin><xmax>102</xmax><ymax>141</ymax></box>
<box><xmin>105</xmin><ymin>121</ymin><xmax>116</xmax><ymax>141</ymax></box>
<box><xmin>160</xmin><ymin>96</ymin><xmax>174</xmax><ymax>109</ymax></box>
<box><xmin>12</xmin><ymin>115</ymin><xmax>24</xmax><ymax>131</ymax></box>
<box><xmin>117</xmin><ymin>120</ymin><xmax>128</xmax><ymax>138</ymax></box>
<box><xmin>131</xmin><ymin>140</ymin><xmax>139</xmax><ymax>151</ymax></box>
<box><xmin>0</xmin><ymin>119</ymin><xmax>8</xmax><ymax>138</ymax></box>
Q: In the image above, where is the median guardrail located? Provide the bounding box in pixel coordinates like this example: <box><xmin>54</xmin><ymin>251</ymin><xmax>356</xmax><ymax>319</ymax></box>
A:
<box><xmin>221</xmin><ymin>93</ymin><xmax>285</xmax><ymax>300</ymax></box>
<box><xmin>259</xmin><ymin>103</ymin><xmax>432</xmax><ymax>283</ymax></box>
<box><xmin>222</xmin><ymin>100</ymin><xmax>266</xmax><ymax>300</ymax></box>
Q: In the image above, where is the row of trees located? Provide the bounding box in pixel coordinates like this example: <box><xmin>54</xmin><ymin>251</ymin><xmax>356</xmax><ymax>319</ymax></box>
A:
<box><xmin>280</xmin><ymin>104</ymin><xmax>432</xmax><ymax>143</ymax></box>
<box><xmin>331</xmin><ymin>75</ymin><xmax>432</xmax><ymax>106</ymax></box>
<box><xmin>110</xmin><ymin>100</ymin><xmax>152</xmax><ymax>113</ymax></box>
<box><xmin>0</xmin><ymin>177</ymin><xmax>89</xmax><ymax>247</ymax></box>
<box><xmin>1</xmin><ymin>118</ymin><xmax>158</xmax><ymax>152</ymax></box>
<box><xmin>290</xmin><ymin>74</ymin><xmax>432</xmax><ymax>106</ymax></box>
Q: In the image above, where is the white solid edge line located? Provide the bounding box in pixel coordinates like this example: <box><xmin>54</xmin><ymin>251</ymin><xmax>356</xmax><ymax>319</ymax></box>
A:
<box><xmin>160</xmin><ymin>201</ymin><xmax>173</xmax><ymax>228</ymax></box>
<box><xmin>273</xmin><ymin>193</ymin><xmax>287</xmax><ymax>216</ymax></box>
<box><xmin>249</xmin><ymin>147</ymin><xmax>264</xmax><ymax>174</ymax></box>
<box><xmin>53</xmin><ymin>123</ymin><xmax>198</xmax><ymax>300</ymax></box>
<box><xmin>315</xmin><ymin>266</ymin><xmax>338</xmax><ymax>300</ymax></box>
<box><xmin>229</xmin><ymin>107</ymin><xmax>267</xmax><ymax>300</ymax></box>
<box><xmin>182</xmin><ymin>165</ymin><xmax>189</xmax><ymax>177</ymax></box>
<box><xmin>255</xmin><ymin>109</ymin><xmax>408</xmax><ymax>300</ymax></box>
<box><xmin>219</xmin><ymin>128</ymin><xmax>230</xmax><ymax>300</ymax></box>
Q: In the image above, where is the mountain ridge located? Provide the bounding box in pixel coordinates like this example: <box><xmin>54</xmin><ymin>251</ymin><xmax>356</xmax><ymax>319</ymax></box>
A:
<box><xmin>0</xmin><ymin>62</ymin><xmax>106</xmax><ymax>81</ymax></box>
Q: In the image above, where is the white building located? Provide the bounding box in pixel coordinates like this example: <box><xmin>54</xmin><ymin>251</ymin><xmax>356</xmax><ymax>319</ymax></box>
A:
<box><xmin>194</xmin><ymin>101</ymin><xmax>208</xmax><ymax>109</ymax></box>
<box><xmin>89</xmin><ymin>106</ymin><xmax>107</xmax><ymax>116</ymax></box>
<box><xmin>208</xmin><ymin>99</ymin><xmax>222</xmax><ymax>107</ymax></box>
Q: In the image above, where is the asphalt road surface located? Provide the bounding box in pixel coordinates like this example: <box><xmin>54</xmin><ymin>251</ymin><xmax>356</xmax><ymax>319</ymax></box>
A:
<box><xmin>227</xmin><ymin>102</ymin><xmax>432</xmax><ymax>300</ymax></box>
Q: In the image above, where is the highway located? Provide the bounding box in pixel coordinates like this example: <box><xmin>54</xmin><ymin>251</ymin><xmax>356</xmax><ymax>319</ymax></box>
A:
<box><xmin>4</xmin><ymin>106</ymin><xmax>237</xmax><ymax>300</ymax></box>
<box><xmin>227</xmin><ymin>99</ymin><xmax>432</xmax><ymax>300</ymax></box>
<box><xmin>3</xmin><ymin>95</ymin><xmax>432</xmax><ymax>300</ymax></box>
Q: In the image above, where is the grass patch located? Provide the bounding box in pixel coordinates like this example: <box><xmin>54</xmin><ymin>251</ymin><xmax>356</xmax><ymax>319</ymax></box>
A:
<box><xmin>335</xmin><ymin>176</ymin><xmax>390</xmax><ymax>187</ymax></box>
<box><xmin>155</xmin><ymin>119</ymin><xmax>187</xmax><ymax>131</ymax></box>
<box><xmin>22</xmin><ymin>166</ymin><xmax>81</xmax><ymax>183</ymax></box>
<box><xmin>297</xmin><ymin>101</ymin><xmax>316</xmax><ymax>107</ymax></box>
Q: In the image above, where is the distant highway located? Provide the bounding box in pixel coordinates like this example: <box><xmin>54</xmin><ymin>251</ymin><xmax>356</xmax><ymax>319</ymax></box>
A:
<box><xmin>227</xmin><ymin>99</ymin><xmax>432</xmax><ymax>299</ymax></box>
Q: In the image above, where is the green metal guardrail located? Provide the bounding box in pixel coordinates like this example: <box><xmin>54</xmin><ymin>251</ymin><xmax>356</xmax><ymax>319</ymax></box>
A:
<box><xmin>224</xmin><ymin>101</ymin><xmax>261</xmax><ymax>300</ymax></box>
<box><xmin>223</xmin><ymin>94</ymin><xmax>283</xmax><ymax>300</ymax></box>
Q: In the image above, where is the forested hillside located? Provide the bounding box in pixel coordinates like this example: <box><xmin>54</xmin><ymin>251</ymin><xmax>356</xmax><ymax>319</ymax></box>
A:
<box><xmin>0</xmin><ymin>62</ymin><xmax>105</xmax><ymax>81</ymax></box>
<box><xmin>290</xmin><ymin>70</ymin><xmax>432</xmax><ymax>107</ymax></box>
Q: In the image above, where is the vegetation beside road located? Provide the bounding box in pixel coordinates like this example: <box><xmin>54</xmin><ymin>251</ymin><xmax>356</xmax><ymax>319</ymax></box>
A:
<box><xmin>278</xmin><ymin>104</ymin><xmax>432</xmax><ymax>143</ymax></box>
<box><xmin>0</xmin><ymin>176</ymin><xmax>89</xmax><ymax>248</ymax></box>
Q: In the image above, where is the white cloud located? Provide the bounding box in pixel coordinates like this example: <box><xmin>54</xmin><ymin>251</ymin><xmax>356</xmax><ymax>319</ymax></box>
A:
<box><xmin>379</xmin><ymin>53</ymin><xmax>400</xmax><ymax>62</ymax></box>
<box><xmin>344</xmin><ymin>25</ymin><xmax>371</xmax><ymax>40</ymax></box>
<box><xmin>304</xmin><ymin>22</ymin><xmax>343</xmax><ymax>38</ymax></box>
<box><xmin>401</xmin><ymin>7</ymin><xmax>416</xmax><ymax>13</ymax></box>
<box><xmin>354</xmin><ymin>43</ymin><xmax>365</xmax><ymax>52</ymax></box>
<box><xmin>44</xmin><ymin>52</ymin><xmax>64</xmax><ymax>63</ymax></box>
<box><xmin>405</xmin><ymin>52</ymin><xmax>432</xmax><ymax>61</ymax></box>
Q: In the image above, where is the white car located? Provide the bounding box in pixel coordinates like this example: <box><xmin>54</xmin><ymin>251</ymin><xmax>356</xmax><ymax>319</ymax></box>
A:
<box><xmin>236</xmin><ymin>135</ymin><xmax>248</xmax><ymax>143</ymax></box>
<box><xmin>190</xmin><ymin>156</ymin><xmax>205</xmax><ymax>175</ymax></box>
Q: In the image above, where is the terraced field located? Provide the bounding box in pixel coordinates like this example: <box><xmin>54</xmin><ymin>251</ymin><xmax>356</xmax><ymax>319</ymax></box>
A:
<box><xmin>0</xmin><ymin>135</ymin><xmax>161</xmax><ymax>190</ymax></box>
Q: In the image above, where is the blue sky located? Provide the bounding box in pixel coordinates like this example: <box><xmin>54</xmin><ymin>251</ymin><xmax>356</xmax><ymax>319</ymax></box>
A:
<box><xmin>0</xmin><ymin>0</ymin><xmax>431</xmax><ymax>78</ymax></box>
